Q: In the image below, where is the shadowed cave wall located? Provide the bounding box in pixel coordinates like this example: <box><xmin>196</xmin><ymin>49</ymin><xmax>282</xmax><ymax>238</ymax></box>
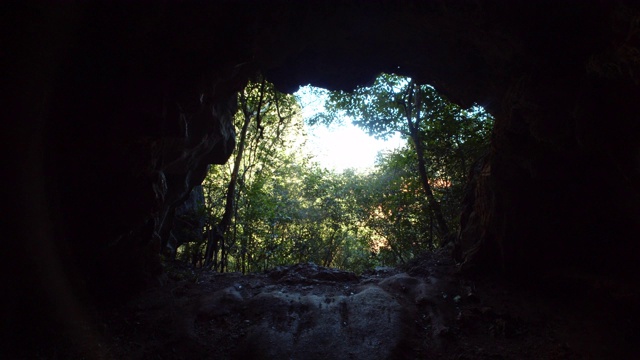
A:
<box><xmin>4</xmin><ymin>0</ymin><xmax>640</xmax><ymax>350</ymax></box>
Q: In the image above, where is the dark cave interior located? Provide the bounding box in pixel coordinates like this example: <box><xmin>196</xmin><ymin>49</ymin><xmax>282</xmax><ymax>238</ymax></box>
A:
<box><xmin>4</xmin><ymin>1</ymin><xmax>640</xmax><ymax>358</ymax></box>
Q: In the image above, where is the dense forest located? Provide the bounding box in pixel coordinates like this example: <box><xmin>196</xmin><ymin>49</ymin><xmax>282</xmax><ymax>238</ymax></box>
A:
<box><xmin>173</xmin><ymin>73</ymin><xmax>493</xmax><ymax>274</ymax></box>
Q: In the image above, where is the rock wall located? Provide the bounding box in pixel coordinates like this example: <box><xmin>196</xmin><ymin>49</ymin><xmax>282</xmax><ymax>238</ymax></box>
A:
<box><xmin>165</xmin><ymin>185</ymin><xmax>207</xmax><ymax>259</ymax></box>
<box><xmin>452</xmin><ymin>3</ymin><xmax>640</xmax><ymax>276</ymax></box>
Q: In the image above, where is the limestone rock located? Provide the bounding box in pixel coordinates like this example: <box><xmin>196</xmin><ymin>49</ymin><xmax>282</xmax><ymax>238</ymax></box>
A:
<box><xmin>237</xmin><ymin>286</ymin><xmax>406</xmax><ymax>360</ymax></box>
<box><xmin>165</xmin><ymin>185</ymin><xmax>206</xmax><ymax>257</ymax></box>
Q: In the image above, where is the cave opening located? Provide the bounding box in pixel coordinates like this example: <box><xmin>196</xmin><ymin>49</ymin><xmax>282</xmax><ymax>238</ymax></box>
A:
<box><xmin>6</xmin><ymin>1</ymin><xmax>640</xmax><ymax>358</ymax></box>
<box><xmin>173</xmin><ymin>72</ymin><xmax>495</xmax><ymax>276</ymax></box>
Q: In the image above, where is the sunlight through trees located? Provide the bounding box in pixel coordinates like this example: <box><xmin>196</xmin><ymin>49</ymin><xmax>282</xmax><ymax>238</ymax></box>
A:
<box><xmin>175</xmin><ymin>74</ymin><xmax>493</xmax><ymax>273</ymax></box>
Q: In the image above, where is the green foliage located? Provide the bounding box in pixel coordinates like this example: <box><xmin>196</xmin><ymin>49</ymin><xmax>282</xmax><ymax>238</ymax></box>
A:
<box><xmin>314</xmin><ymin>73</ymin><xmax>493</xmax><ymax>246</ymax></box>
<box><xmin>177</xmin><ymin>73</ymin><xmax>493</xmax><ymax>273</ymax></box>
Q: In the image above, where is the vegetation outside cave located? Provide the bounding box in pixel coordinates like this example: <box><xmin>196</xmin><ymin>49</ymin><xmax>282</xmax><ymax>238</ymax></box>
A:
<box><xmin>173</xmin><ymin>73</ymin><xmax>494</xmax><ymax>275</ymax></box>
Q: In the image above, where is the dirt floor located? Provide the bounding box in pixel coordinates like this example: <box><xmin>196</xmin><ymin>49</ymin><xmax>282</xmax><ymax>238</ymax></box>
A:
<box><xmin>40</xmin><ymin>250</ymin><xmax>640</xmax><ymax>359</ymax></box>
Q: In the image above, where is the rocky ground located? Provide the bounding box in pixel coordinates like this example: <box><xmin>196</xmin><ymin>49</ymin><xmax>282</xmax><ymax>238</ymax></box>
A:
<box><xmin>50</xmin><ymin>250</ymin><xmax>639</xmax><ymax>359</ymax></box>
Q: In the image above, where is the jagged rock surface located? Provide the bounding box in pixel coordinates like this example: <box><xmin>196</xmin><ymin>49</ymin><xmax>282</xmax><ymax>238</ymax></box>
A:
<box><xmin>76</xmin><ymin>253</ymin><xmax>639</xmax><ymax>359</ymax></box>
<box><xmin>165</xmin><ymin>185</ymin><xmax>206</xmax><ymax>259</ymax></box>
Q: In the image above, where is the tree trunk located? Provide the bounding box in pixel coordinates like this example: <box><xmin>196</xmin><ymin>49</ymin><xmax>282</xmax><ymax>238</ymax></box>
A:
<box><xmin>410</xmin><ymin>128</ymin><xmax>450</xmax><ymax>237</ymax></box>
<box><xmin>240</xmin><ymin>218</ymin><xmax>246</xmax><ymax>274</ymax></box>
<box><xmin>406</xmin><ymin>82</ymin><xmax>450</xmax><ymax>239</ymax></box>
<box><xmin>203</xmin><ymin>223</ymin><xmax>221</xmax><ymax>270</ymax></box>
<box><xmin>204</xmin><ymin>78</ymin><xmax>267</xmax><ymax>270</ymax></box>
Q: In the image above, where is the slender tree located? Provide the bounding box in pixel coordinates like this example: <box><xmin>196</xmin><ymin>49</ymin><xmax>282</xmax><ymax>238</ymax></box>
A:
<box><xmin>309</xmin><ymin>73</ymin><xmax>493</xmax><ymax>243</ymax></box>
<box><xmin>400</xmin><ymin>80</ymin><xmax>450</xmax><ymax>237</ymax></box>
<box><xmin>202</xmin><ymin>76</ymin><xmax>305</xmax><ymax>272</ymax></box>
<box><xmin>310</xmin><ymin>74</ymin><xmax>446</xmax><ymax>238</ymax></box>
<box><xmin>204</xmin><ymin>78</ymin><xmax>266</xmax><ymax>270</ymax></box>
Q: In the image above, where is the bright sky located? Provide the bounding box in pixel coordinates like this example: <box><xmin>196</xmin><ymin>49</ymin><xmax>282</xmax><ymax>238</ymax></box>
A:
<box><xmin>294</xmin><ymin>86</ymin><xmax>404</xmax><ymax>172</ymax></box>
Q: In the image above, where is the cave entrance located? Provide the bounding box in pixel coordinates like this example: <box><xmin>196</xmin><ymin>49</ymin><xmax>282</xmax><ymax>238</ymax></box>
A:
<box><xmin>175</xmin><ymin>73</ymin><xmax>493</xmax><ymax>275</ymax></box>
